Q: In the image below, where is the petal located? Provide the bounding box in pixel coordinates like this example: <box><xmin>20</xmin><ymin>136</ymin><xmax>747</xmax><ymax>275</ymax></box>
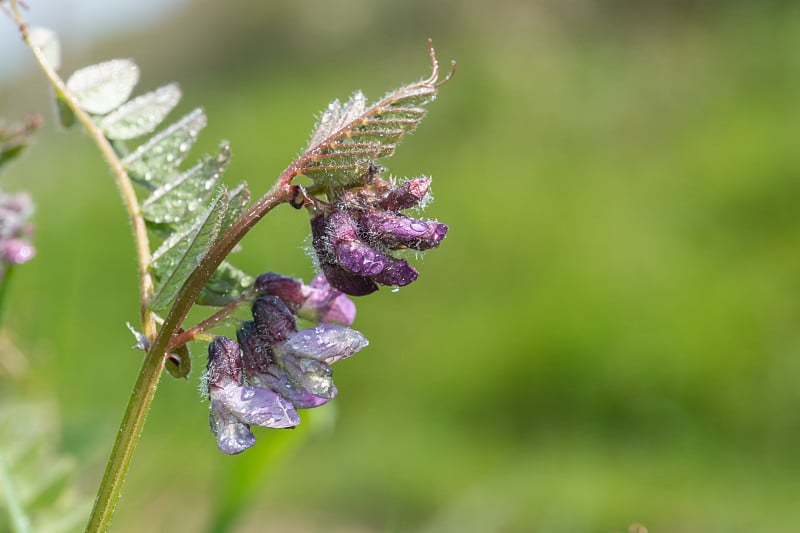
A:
<box><xmin>327</xmin><ymin>212</ymin><xmax>390</xmax><ymax>276</ymax></box>
<box><xmin>281</xmin><ymin>355</ymin><xmax>337</xmax><ymax>399</ymax></box>
<box><xmin>300</xmin><ymin>276</ymin><xmax>357</xmax><ymax>326</ymax></box>
<box><xmin>254</xmin><ymin>272</ymin><xmax>305</xmax><ymax>309</ymax></box>
<box><xmin>259</xmin><ymin>368</ymin><xmax>336</xmax><ymax>409</ymax></box>
<box><xmin>209</xmin><ymin>398</ymin><xmax>256</xmax><ymax>455</ymax></box>
<box><xmin>311</xmin><ymin>214</ymin><xmax>378</xmax><ymax>296</ymax></box>
<box><xmin>358</xmin><ymin>211</ymin><xmax>448</xmax><ymax>251</ymax></box>
<box><xmin>237</xmin><ymin>321</ymin><xmax>274</xmax><ymax>378</ymax></box>
<box><xmin>371</xmin><ymin>258</ymin><xmax>419</xmax><ymax>287</ymax></box>
<box><xmin>252</xmin><ymin>296</ymin><xmax>297</xmax><ymax>344</ymax></box>
<box><xmin>214</xmin><ymin>385</ymin><xmax>300</xmax><ymax>429</ymax></box>
<box><xmin>278</xmin><ymin>324</ymin><xmax>368</xmax><ymax>364</ymax></box>
<box><xmin>377</xmin><ymin>176</ymin><xmax>431</xmax><ymax>211</ymax></box>
<box><xmin>206</xmin><ymin>336</ymin><xmax>243</xmax><ymax>389</ymax></box>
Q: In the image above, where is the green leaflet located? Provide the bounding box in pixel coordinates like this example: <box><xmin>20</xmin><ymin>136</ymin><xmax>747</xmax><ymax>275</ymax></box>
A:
<box><xmin>66</xmin><ymin>59</ymin><xmax>140</xmax><ymax>115</ymax></box>
<box><xmin>195</xmin><ymin>184</ymin><xmax>252</xmax><ymax>306</ymax></box>
<box><xmin>141</xmin><ymin>143</ymin><xmax>230</xmax><ymax>226</ymax></box>
<box><xmin>122</xmin><ymin>108</ymin><xmax>207</xmax><ymax>188</ymax></box>
<box><xmin>220</xmin><ymin>182</ymin><xmax>250</xmax><ymax>234</ymax></box>
<box><xmin>100</xmin><ymin>84</ymin><xmax>182</xmax><ymax>140</ymax></box>
<box><xmin>53</xmin><ymin>89</ymin><xmax>76</xmax><ymax>129</ymax></box>
<box><xmin>149</xmin><ymin>188</ymin><xmax>229</xmax><ymax>312</ymax></box>
<box><xmin>27</xmin><ymin>27</ymin><xmax>60</xmax><ymax>70</ymax></box>
<box><xmin>196</xmin><ymin>261</ymin><xmax>254</xmax><ymax>307</ymax></box>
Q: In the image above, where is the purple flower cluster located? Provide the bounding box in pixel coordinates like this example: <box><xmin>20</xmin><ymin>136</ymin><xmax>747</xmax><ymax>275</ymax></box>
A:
<box><xmin>0</xmin><ymin>188</ymin><xmax>35</xmax><ymax>274</ymax></box>
<box><xmin>206</xmin><ymin>275</ymin><xmax>367</xmax><ymax>454</ymax></box>
<box><xmin>311</xmin><ymin>175</ymin><xmax>448</xmax><ymax>296</ymax></box>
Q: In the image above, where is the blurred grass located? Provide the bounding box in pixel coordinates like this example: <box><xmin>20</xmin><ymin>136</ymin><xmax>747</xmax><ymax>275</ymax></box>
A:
<box><xmin>2</xmin><ymin>0</ymin><xmax>800</xmax><ymax>531</ymax></box>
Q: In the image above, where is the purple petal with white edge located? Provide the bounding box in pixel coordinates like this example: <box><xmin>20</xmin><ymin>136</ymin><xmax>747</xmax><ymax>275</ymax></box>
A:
<box><xmin>214</xmin><ymin>384</ymin><xmax>300</xmax><ymax>428</ymax></box>
<box><xmin>359</xmin><ymin>211</ymin><xmax>448</xmax><ymax>251</ymax></box>
<box><xmin>253</xmin><ymin>367</ymin><xmax>336</xmax><ymax>409</ymax></box>
<box><xmin>281</xmin><ymin>354</ymin><xmax>337</xmax><ymax>399</ymax></box>
<box><xmin>209</xmin><ymin>398</ymin><xmax>256</xmax><ymax>455</ymax></box>
<box><xmin>311</xmin><ymin>214</ymin><xmax>379</xmax><ymax>296</ymax></box>
<box><xmin>252</xmin><ymin>296</ymin><xmax>297</xmax><ymax>344</ymax></box>
<box><xmin>206</xmin><ymin>336</ymin><xmax>243</xmax><ymax>389</ymax></box>
<box><xmin>278</xmin><ymin>324</ymin><xmax>368</xmax><ymax>364</ymax></box>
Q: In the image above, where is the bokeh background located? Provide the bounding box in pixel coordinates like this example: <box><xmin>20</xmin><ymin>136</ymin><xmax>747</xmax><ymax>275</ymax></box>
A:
<box><xmin>2</xmin><ymin>0</ymin><xmax>800</xmax><ymax>531</ymax></box>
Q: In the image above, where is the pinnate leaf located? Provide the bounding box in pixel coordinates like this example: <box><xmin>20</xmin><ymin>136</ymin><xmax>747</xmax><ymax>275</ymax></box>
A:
<box><xmin>66</xmin><ymin>59</ymin><xmax>140</xmax><ymax>114</ymax></box>
<box><xmin>300</xmin><ymin>43</ymin><xmax>453</xmax><ymax>186</ymax></box>
<box><xmin>150</xmin><ymin>188</ymin><xmax>229</xmax><ymax>311</ymax></box>
<box><xmin>100</xmin><ymin>84</ymin><xmax>181</xmax><ymax>140</ymax></box>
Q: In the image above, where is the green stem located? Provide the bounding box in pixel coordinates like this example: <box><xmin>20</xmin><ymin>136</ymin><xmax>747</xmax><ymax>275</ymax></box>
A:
<box><xmin>85</xmin><ymin>183</ymin><xmax>294</xmax><ymax>532</ymax></box>
<box><xmin>3</xmin><ymin>7</ymin><xmax>302</xmax><ymax>531</ymax></box>
<box><xmin>0</xmin><ymin>264</ymin><xmax>15</xmax><ymax>329</ymax></box>
<box><xmin>0</xmin><ymin>452</ymin><xmax>31</xmax><ymax>533</ymax></box>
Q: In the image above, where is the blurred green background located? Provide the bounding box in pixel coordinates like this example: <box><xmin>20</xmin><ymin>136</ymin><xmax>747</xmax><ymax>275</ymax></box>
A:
<box><xmin>3</xmin><ymin>0</ymin><xmax>800</xmax><ymax>531</ymax></box>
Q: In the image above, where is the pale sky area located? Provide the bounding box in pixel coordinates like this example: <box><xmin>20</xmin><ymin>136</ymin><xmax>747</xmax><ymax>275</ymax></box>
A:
<box><xmin>1</xmin><ymin>0</ymin><xmax>189</xmax><ymax>81</ymax></box>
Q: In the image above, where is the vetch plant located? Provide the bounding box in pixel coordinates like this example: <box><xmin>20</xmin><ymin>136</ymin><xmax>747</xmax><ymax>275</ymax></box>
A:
<box><xmin>1</xmin><ymin>1</ymin><xmax>454</xmax><ymax>530</ymax></box>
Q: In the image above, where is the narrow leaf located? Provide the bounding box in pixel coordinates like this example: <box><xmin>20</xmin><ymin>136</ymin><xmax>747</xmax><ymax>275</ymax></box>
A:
<box><xmin>196</xmin><ymin>262</ymin><xmax>254</xmax><ymax>306</ymax></box>
<box><xmin>122</xmin><ymin>108</ymin><xmax>207</xmax><ymax>187</ymax></box>
<box><xmin>141</xmin><ymin>143</ymin><xmax>229</xmax><ymax>225</ymax></box>
<box><xmin>100</xmin><ymin>84</ymin><xmax>181</xmax><ymax>140</ymax></box>
<box><xmin>28</xmin><ymin>27</ymin><xmax>60</xmax><ymax>70</ymax></box>
<box><xmin>150</xmin><ymin>188</ymin><xmax>229</xmax><ymax>311</ymax></box>
<box><xmin>66</xmin><ymin>59</ymin><xmax>140</xmax><ymax>115</ymax></box>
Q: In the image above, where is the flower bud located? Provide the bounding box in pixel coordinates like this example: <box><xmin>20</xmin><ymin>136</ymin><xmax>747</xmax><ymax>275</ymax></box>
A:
<box><xmin>311</xmin><ymin>214</ymin><xmax>379</xmax><ymax>296</ymax></box>
<box><xmin>206</xmin><ymin>336</ymin><xmax>244</xmax><ymax>390</ymax></box>
<box><xmin>358</xmin><ymin>211</ymin><xmax>448</xmax><ymax>251</ymax></box>
<box><xmin>377</xmin><ymin>177</ymin><xmax>431</xmax><ymax>211</ymax></box>
<box><xmin>252</xmin><ymin>296</ymin><xmax>297</xmax><ymax>344</ymax></box>
<box><xmin>254</xmin><ymin>272</ymin><xmax>356</xmax><ymax>326</ymax></box>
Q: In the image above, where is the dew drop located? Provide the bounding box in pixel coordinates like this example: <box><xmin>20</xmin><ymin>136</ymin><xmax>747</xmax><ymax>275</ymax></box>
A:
<box><xmin>241</xmin><ymin>388</ymin><xmax>256</xmax><ymax>400</ymax></box>
<box><xmin>391</xmin><ymin>287</ymin><xmax>400</xmax><ymax>294</ymax></box>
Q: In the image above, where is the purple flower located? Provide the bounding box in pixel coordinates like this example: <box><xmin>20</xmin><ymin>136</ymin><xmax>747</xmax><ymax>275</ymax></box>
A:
<box><xmin>206</xmin><ymin>336</ymin><xmax>300</xmax><ymax>455</ymax></box>
<box><xmin>308</xmin><ymin>172</ymin><xmax>448</xmax><ymax>296</ymax></box>
<box><xmin>311</xmin><ymin>211</ymin><xmax>419</xmax><ymax>296</ymax></box>
<box><xmin>240</xmin><ymin>296</ymin><xmax>368</xmax><ymax>408</ymax></box>
<box><xmin>254</xmin><ymin>272</ymin><xmax>356</xmax><ymax>326</ymax></box>
<box><xmin>0</xmin><ymin>189</ymin><xmax>35</xmax><ymax>269</ymax></box>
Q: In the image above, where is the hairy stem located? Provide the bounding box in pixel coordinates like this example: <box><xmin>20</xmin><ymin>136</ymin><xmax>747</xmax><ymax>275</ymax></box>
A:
<box><xmin>16</xmin><ymin>15</ymin><xmax>157</xmax><ymax>339</ymax></box>
<box><xmin>0</xmin><ymin>264</ymin><xmax>15</xmax><ymax>329</ymax></box>
<box><xmin>169</xmin><ymin>291</ymin><xmax>254</xmax><ymax>351</ymax></box>
<box><xmin>86</xmin><ymin>180</ymin><xmax>294</xmax><ymax>532</ymax></box>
